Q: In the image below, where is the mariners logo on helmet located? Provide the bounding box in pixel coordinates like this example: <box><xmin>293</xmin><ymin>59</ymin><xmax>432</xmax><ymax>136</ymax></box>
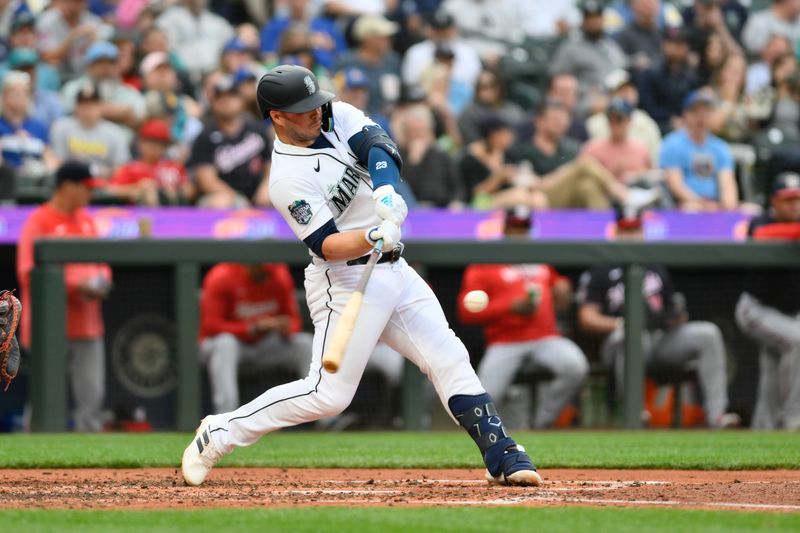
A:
<box><xmin>304</xmin><ymin>75</ymin><xmax>316</xmax><ymax>95</ymax></box>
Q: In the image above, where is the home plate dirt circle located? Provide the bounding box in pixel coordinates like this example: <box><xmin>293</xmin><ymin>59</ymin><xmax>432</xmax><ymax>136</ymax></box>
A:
<box><xmin>0</xmin><ymin>468</ymin><xmax>798</xmax><ymax>512</ymax></box>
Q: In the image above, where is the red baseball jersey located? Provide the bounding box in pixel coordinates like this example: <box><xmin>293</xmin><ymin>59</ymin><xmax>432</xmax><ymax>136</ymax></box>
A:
<box><xmin>17</xmin><ymin>203</ymin><xmax>112</xmax><ymax>346</ymax></box>
<box><xmin>200</xmin><ymin>263</ymin><xmax>301</xmax><ymax>344</ymax></box>
<box><xmin>458</xmin><ymin>264</ymin><xmax>567</xmax><ymax>345</ymax></box>
<box><xmin>112</xmin><ymin>160</ymin><xmax>188</xmax><ymax>192</ymax></box>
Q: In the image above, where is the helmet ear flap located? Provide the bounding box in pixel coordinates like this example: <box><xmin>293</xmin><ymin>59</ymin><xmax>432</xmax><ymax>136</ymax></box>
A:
<box><xmin>321</xmin><ymin>101</ymin><xmax>334</xmax><ymax>132</ymax></box>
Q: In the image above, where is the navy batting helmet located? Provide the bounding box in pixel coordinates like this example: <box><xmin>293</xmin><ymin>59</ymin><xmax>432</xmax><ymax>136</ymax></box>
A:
<box><xmin>256</xmin><ymin>65</ymin><xmax>335</xmax><ymax>127</ymax></box>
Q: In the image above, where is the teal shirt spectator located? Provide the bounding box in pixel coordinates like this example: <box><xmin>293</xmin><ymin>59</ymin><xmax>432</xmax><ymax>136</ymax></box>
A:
<box><xmin>659</xmin><ymin>128</ymin><xmax>733</xmax><ymax>201</ymax></box>
<box><xmin>0</xmin><ymin>47</ymin><xmax>61</xmax><ymax>93</ymax></box>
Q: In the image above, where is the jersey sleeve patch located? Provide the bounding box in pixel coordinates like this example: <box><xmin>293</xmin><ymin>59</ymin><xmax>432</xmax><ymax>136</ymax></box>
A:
<box><xmin>288</xmin><ymin>199</ymin><xmax>313</xmax><ymax>225</ymax></box>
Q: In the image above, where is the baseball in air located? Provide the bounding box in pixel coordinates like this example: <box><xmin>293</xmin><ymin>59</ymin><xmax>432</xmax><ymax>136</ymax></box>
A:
<box><xmin>463</xmin><ymin>290</ymin><xmax>489</xmax><ymax>312</ymax></box>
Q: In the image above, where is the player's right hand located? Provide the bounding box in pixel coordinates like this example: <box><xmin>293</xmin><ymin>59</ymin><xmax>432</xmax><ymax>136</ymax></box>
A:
<box><xmin>372</xmin><ymin>185</ymin><xmax>408</xmax><ymax>226</ymax></box>
<box><xmin>365</xmin><ymin>220</ymin><xmax>401</xmax><ymax>252</ymax></box>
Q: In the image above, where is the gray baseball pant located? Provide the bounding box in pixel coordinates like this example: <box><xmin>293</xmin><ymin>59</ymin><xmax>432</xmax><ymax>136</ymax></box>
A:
<box><xmin>602</xmin><ymin>321</ymin><xmax>730</xmax><ymax>427</ymax></box>
<box><xmin>68</xmin><ymin>338</ymin><xmax>105</xmax><ymax>432</ymax></box>
<box><xmin>201</xmin><ymin>332</ymin><xmax>314</xmax><ymax>414</ymax></box>
<box><xmin>735</xmin><ymin>293</ymin><xmax>800</xmax><ymax>430</ymax></box>
<box><xmin>477</xmin><ymin>336</ymin><xmax>589</xmax><ymax>428</ymax></box>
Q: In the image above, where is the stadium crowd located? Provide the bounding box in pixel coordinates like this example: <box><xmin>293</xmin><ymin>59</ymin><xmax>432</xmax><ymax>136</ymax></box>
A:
<box><xmin>3</xmin><ymin>0</ymin><xmax>800</xmax><ymax>211</ymax></box>
<box><xmin>4</xmin><ymin>0</ymin><xmax>800</xmax><ymax>432</ymax></box>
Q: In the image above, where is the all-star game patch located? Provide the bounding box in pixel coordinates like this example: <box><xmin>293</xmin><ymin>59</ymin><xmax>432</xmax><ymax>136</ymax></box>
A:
<box><xmin>289</xmin><ymin>199</ymin><xmax>313</xmax><ymax>225</ymax></box>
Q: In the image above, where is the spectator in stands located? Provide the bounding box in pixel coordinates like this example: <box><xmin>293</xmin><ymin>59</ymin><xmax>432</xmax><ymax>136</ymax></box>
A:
<box><xmin>0</xmin><ymin>0</ymin><xmax>30</xmax><ymax>37</ymax></box>
<box><xmin>219</xmin><ymin>37</ymin><xmax>260</xmax><ymax>77</ymax></box>
<box><xmin>0</xmin><ymin>12</ymin><xmax>61</xmax><ymax>92</ymax></box>
<box><xmin>143</xmin><ymin>89</ymin><xmax>204</xmax><ymax>164</ymax></box>
<box><xmin>0</xmin><ymin>71</ymin><xmax>58</xmax><ymax>189</ymax></box>
<box><xmin>335</xmin><ymin>14</ymin><xmax>402</xmax><ymax>115</ymax></box>
<box><xmin>139</xmin><ymin>26</ymin><xmax>195</xmax><ymax>97</ymax></box>
<box><xmin>577</xmin><ymin>206</ymin><xmax>741</xmax><ymax>429</ymax></box>
<box><xmin>459</xmin><ymin>114</ymin><xmax>547</xmax><ymax>210</ymax></box>
<box><xmin>604</xmin><ymin>0</ymin><xmax>684</xmax><ymax>35</ymax></box>
<box><xmin>516</xmin><ymin>0</ymin><xmax>580</xmax><ymax>38</ymax></box>
<box><xmin>4</xmin><ymin>48</ymin><xmax>65</xmax><ymax>127</ymax></box>
<box><xmin>682</xmin><ymin>0</ymin><xmax>748</xmax><ymax>45</ymax></box>
<box><xmin>418</xmin><ymin>42</ymin><xmax>472</xmax><ymax>118</ymax></box>
<box><xmin>581</xmin><ymin>98</ymin><xmax>654</xmax><ymax>186</ymax></box>
<box><xmin>260</xmin><ymin>0</ymin><xmax>346</xmax><ymax>70</ymax></box>
<box><xmin>684</xmin><ymin>0</ymin><xmax>745</xmax><ymax>81</ymax></box>
<box><xmin>233</xmin><ymin>66</ymin><xmax>264</xmax><ymax>123</ymax></box>
<box><xmin>50</xmin><ymin>82</ymin><xmax>131</xmax><ymax>180</ymax></box>
<box><xmin>442</xmin><ymin>0</ymin><xmax>525</xmax><ymax>62</ymax></box>
<box><xmin>707</xmin><ymin>53</ymin><xmax>751</xmax><ymax>143</ymax></box>
<box><xmin>660</xmin><ymin>89</ymin><xmax>739</xmax><ymax>211</ymax></box>
<box><xmin>397</xmin><ymin>103</ymin><xmax>464</xmax><ymax>207</ymax></box>
<box><xmin>155</xmin><ymin>0</ymin><xmax>235</xmax><ymax>78</ymax></box>
<box><xmin>754</xmin><ymin>53</ymin><xmax>800</xmax><ymax>140</ymax></box>
<box><xmin>36</xmin><ymin>0</ymin><xmax>113</xmax><ymax>79</ymax></box>
<box><xmin>586</xmin><ymin>69</ymin><xmax>662</xmax><ymax>164</ymax></box>
<box><xmin>112</xmin><ymin>29</ymin><xmax>141</xmax><ymax>91</ymax></box>
<box><xmin>110</xmin><ymin>119</ymin><xmax>194</xmax><ymax>206</ymax></box>
<box><xmin>550</xmin><ymin>0</ymin><xmax>628</xmax><ymax>105</ymax></box>
<box><xmin>17</xmin><ymin>160</ymin><xmax>112</xmax><ymax>432</ymax></box>
<box><xmin>458</xmin><ymin>69</ymin><xmax>527</xmax><ymax>145</ymax></box>
<box><xmin>735</xmin><ymin>172</ymin><xmax>800</xmax><ymax>430</ymax></box>
<box><xmin>638</xmin><ymin>26</ymin><xmax>701</xmax><ymax>134</ymax></box>
<box><xmin>459</xmin><ymin>207</ymin><xmax>588</xmax><ymax>429</ymax></box>
<box><xmin>334</xmin><ymin>66</ymin><xmax>391</xmax><ymax>132</ymax></box>
<box><xmin>615</xmin><ymin>0</ymin><xmax>665</xmax><ymax>74</ymax></box>
<box><xmin>746</xmin><ymin>34</ymin><xmax>792</xmax><ymax>95</ymax></box>
<box><xmin>200</xmin><ymin>262</ymin><xmax>313</xmax><ymax>414</ymax></box>
<box><xmin>742</xmin><ymin>0</ymin><xmax>800</xmax><ymax>58</ymax></box>
<box><xmin>188</xmin><ymin>75</ymin><xmax>272</xmax><ymax>208</ymax></box>
<box><xmin>508</xmin><ymin>100</ymin><xmax>656</xmax><ymax>209</ymax></box>
<box><xmin>61</xmin><ymin>41</ymin><xmax>146</xmax><ymax>135</ymax></box>
<box><xmin>545</xmin><ymin>73</ymin><xmax>590</xmax><ymax>141</ymax></box>
<box><xmin>402</xmin><ymin>9</ymin><xmax>482</xmax><ymax>94</ymax></box>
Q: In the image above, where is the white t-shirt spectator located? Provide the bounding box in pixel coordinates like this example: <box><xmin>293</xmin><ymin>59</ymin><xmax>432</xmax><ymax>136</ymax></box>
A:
<box><xmin>155</xmin><ymin>5</ymin><xmax>235</xmax><ymax>77</ymax></box>
<box><xmin>742</xmin><ymin>8</ymin><xmax>800</xmax><ymax>57</ymax></box>
<box><xmin>518</xmin><ymin>0</ymin><xmax>580</xmax><ymax>38</ymax></box>
<box><xmin>36</xmin><ymin>9</ymin><xmax>113</xmax><ymax>78</ymax></box>
<box><xmin>402</xmin><ymin>39</ymin><xmax>482</xmax><ymax>91</ymax></box>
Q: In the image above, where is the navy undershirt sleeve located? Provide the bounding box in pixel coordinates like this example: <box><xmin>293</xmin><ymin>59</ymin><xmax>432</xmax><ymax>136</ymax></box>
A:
<box><xmin>302</xmin><ymin>218</ymin><xmax>339</xmax><ymax>259</ymax></box>
<box><xmin>367</xmin><ymin>146</ymin><xmax>400</xmax><ymax>190</ymax></box>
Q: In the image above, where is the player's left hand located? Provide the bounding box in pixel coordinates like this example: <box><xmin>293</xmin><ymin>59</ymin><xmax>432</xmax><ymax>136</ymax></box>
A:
<box><xmin>373</xmin><ymin>185</ymin><xmax>408</xmax><ymax>226</ymax></box>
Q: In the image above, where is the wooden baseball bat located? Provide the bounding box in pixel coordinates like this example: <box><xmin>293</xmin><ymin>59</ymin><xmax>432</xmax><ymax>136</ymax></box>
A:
<box><xmin>322</xmin><ymin>239</ymin><xmax>384</xmax><ymax>373</ymax></box>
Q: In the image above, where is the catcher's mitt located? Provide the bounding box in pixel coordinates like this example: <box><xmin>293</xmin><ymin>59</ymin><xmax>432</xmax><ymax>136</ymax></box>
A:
<box><xmin>0</xmin><ymin>290</ymin><xmax>21</xmax><ymax>391</ymax></box>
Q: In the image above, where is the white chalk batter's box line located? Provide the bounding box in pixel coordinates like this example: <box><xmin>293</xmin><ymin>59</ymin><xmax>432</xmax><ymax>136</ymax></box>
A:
<box><xmin>325</xmin><ymin>479</ymin><xmax>671</xmax><ymax>488</ymax></box>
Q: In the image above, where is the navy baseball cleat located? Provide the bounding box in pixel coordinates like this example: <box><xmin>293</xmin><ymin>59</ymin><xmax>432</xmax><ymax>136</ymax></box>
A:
<box><xmin>181</xmin><ymin>416</ymin><xmax>224</xmax><ymax>486</ymax></box>
<box><xmin>484</xmin><ymin>444</ymin><xmax>542</xmax><ymax>486</ymax></box>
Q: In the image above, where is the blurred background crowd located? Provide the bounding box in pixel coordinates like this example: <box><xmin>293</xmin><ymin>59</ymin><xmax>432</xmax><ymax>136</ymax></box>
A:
<box><xmin>3</xmin><ymin>0</ymin><xmax>800</xmax><ymax>212</ymax></box>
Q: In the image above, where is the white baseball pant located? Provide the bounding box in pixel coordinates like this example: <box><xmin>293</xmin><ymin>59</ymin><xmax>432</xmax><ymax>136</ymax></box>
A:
<box><xmin>207</xmin><ymin>259</ymin><xmax>485</xmax><ymax>453</ymax></box>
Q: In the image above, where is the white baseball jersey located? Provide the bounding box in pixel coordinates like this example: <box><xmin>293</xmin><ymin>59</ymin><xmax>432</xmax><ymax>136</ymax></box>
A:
<box><xmin>269</xmin><ymin>102</ymin><xmax>382</xmax><ymax>257</ymax></box>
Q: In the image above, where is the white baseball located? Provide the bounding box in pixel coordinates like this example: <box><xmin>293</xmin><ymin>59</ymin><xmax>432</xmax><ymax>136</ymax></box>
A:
<box><xmin>463</xmin><ymin>290</ymin><xmax>489</xmax><ymax>312</ymax></box>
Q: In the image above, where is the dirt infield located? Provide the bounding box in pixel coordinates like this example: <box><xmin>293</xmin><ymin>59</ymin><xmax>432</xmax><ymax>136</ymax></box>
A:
<box><xmin>0</xmin><ymin>468</ymin><xmax>798</xmax><ymax>512</ymax></box>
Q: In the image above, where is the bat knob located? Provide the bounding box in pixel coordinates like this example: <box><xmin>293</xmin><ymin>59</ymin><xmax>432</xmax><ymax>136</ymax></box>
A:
<box><xmin>322</xmin><ymin>360</ymin><xmax>339</xmax><ymax>373</ymax></box>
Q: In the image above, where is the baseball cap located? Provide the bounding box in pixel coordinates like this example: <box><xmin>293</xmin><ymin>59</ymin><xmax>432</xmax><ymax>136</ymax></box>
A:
<box><xmin>223</xmin><ymin>36</ymin><xmax>253</xmax><ymax>54</ymax></box>
<box><xmin>337</xmin><ymin>67</ymin><xmax>368</xmax><ymax>90</ymax></box>
<box><xmin>85</xmin><ymin>41</ymin><xmax>119</xmax><ymax>65</ymax></box>
<box><xmin>353</xmin><ymin>15</ymin><xmax>399</xmax><ymax>41</ymax></box>
<box><xmin>212</xmin><ymin>75</ymin><xmax>239</xmax><ymax>97</ymax></box>
<box><xmin>428</xmin><ymin>10</ymin><xmax>455</xmax><ymax>30</ymax></box>
<box><xmin>606</xmin><ymin>97</ymin><xmax>634</xmax><ymax>118</ymax></box>
<box><xmin>7</xmin><ymin>48</ymin><xmax>38</xmax><ymax>69</ymax></box>
<box><xmin>75</xmin><ymin>82</ymin><xmax>101</xmax><ymax>104</ymax></box>
<box><xmin>579</xmin><ymin>0</ymin><xmax>604</xmax><ymax>15</ymax></box>
<box><xmin>772</xmin><ymin>171</ymin><xmax>800</xmax><ymax>199</ymax></box>
<box><xmin>140</xmin><ymin>51</ymin><xmax>171</xmax><ymax>76</ymax></box>
<box><xmin>604</xmin><ymin>69</ymin><xmax>633</xmax><ymax>92</ymax></box>
<box><xmin>55</xmin><ymin>161</ymin><xmax>104</xmax><ymax>188</ymax></box>
<box><xmin>504</xmin><ymin>205</ymin><xmax>533</xmax><ymax>230</ymax></box>
<box><xmin>10</xmin><ymin>12</ymin><xmax>35</xmax><ymax>33</ymax></box>
<box><xmin>663</xmin><ymin>26</ymin><xmax>690</xmax><ymax>43</ymax></box>
<box><xmin>615</xmin><ymin>205</ymin><xmax>644</xmax><ymax>231</ymax></box>
<box><xmin>683</xmin><ymin>89</ymin><xmax>716</xmax><ymax>111</ymax></box>
<box><xmin>233</xmin><ymin>66</ymin><xmax>260</xmax><ymax>87</ymax></box>
<box><xmin>139</xmin><ymin>119</ymin><xmax>172</xmax><ymax>144</ymax></box>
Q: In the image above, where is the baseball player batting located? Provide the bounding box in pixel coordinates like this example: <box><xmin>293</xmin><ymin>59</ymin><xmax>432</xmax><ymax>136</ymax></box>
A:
<box><xmin>181</xmin><ymin>65</ymin><xmax>541</xmax><ymax>487</ymax></box>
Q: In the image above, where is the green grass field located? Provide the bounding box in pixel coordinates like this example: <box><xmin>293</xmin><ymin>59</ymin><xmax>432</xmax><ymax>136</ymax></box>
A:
<box><xmin>0</xmin><ymin>431</ymin><xmax>798</xmax><ymax>532</ymax></box>
<box><xmin>0</xmin><ymin>430</ymin><xmax>798</xmax><ymax>470</ymax></box>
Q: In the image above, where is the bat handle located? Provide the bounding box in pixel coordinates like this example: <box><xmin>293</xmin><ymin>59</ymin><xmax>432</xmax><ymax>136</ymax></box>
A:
<box><xmin>371</xmin><ymin>238</ymin><xmax>384</xmax><ymax>255</ymax></box>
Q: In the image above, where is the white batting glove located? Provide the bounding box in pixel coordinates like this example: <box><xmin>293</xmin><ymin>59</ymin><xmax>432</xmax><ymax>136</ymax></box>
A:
<box><xmin>365</xmin><ymin>220</ymin><xmax>401</xmax><ymax>252</ymax></box>
<box><xmin>373</xmin><ymin>185</ymin><xmax>408</xmax><ymax>226</ymax></box>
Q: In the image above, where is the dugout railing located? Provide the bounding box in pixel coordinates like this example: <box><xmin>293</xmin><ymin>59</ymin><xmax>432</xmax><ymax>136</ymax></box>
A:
<box><xmin>31</xmin><ymin>239</ymin><xmax>800</xmax><ymax>432</ymax></box>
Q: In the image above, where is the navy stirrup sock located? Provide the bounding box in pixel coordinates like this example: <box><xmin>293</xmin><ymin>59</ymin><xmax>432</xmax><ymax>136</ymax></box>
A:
<box><xmin>448</xmin><ymin>393</ymin><xmax>517</xmax><ymax>477</ymax></box>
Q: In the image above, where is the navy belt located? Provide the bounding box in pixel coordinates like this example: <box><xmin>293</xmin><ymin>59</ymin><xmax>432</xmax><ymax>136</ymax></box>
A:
<box><xmin>346</xmin><ymin>243</ymin><xmax>404</xmax><ymax>266</ymax></box>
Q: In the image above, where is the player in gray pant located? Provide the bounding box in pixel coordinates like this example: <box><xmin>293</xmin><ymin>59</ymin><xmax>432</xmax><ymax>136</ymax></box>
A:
<box><xmin>736</xmin><ymin>294</ymin><xmax>800</xmax><ymax>430</ymax></box>
<box><xmin>68</xmin><ymin>338</ymin><xmax>106</xmax><ymax>432</ymax></box>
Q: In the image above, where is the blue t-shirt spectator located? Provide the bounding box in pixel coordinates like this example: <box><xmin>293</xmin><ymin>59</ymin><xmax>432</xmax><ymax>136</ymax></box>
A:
<box><xmin>659</xmin><ymin>128</ymin><xmax>733</xmax><ymax>201</ymax></box>
<box><xmin>0</xmin><ymin>116</ymin><xmax>49</xmax><ymax>168</ymax></box>
<box><xmin>260</xmin><ymin>16</ymin><xmax>346</xmax><ymax>70</ymax></box>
